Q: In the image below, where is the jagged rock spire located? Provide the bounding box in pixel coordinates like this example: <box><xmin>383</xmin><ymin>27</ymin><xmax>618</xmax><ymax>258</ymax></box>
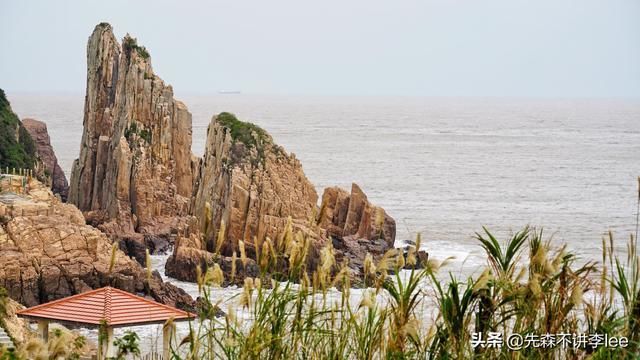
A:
<box><xmin>69</xmin><ymin>23</ymin><xmax>195</xmax><ymax>239</ymax></box>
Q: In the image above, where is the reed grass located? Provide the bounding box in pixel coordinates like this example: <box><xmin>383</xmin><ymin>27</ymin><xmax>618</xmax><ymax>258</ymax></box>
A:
<box><xmin>161</xmin><ymin>223</ymin><xmax>640</xmax><ymax>360</ymax></box>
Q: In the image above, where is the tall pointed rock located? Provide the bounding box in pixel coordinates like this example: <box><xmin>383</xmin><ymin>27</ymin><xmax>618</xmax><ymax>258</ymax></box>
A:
<box><xmin>69</xmin><ymin>23</ymin><xmax>195</xmax><ymax>244</ymax></box>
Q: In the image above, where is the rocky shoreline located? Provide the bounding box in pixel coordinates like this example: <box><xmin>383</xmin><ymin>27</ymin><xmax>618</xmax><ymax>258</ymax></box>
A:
<box><xmin>0</xmin><ymin>177</ymin><xmax>193</xmax><ymax>309</ymax></box>
<box><xmin>67</xmin><ymin>22</ymin><xmax>397</xmax><ymax>284</ymax></box>
<box><xmin>0</xmin><ymin>22</ymin><xmax>398</xmax><ymax>318</ymax></box>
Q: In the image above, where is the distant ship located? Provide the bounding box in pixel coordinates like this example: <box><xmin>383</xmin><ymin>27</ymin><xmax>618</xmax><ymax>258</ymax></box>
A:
<box><xmin>218</xmin><ymin>90</ymin><xmax>242</xmax><ymax>95</ymax></box>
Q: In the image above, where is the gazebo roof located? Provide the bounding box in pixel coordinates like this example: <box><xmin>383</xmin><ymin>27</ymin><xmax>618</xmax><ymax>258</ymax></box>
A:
<box><xmin>17</xmin><ymin>287</ymin><xmax>195</xmax><ymax>327</ymax></box>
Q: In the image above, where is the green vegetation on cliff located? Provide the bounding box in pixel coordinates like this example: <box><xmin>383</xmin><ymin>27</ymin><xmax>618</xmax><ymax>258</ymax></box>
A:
<box><xmin>0</xmin><ymin>89</ymin><xmax>37</xmax><ymax>171</ymax></box>
<box><xmin>216</xmin><ymin>112</ymin><xmax>269</xmax><ymax>150</ymax></box>
<box><xmin>122</xmin><ymin>35</ymin><xmax>150</xmax><ymax>60</ymax></box>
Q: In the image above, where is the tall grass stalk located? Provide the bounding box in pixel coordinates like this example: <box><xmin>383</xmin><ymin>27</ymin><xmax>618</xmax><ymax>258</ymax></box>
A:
<box><xmin>159</xmin><ymin>221</ymin><xmax>640</xmax><ymax>360</ymax></box>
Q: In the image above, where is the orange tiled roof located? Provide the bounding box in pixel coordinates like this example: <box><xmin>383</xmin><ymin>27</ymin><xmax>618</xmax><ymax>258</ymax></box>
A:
<box><xmin>17</xmin><ymin>287</ymin><xmax>194</xmax><ymax>327</ymax></box>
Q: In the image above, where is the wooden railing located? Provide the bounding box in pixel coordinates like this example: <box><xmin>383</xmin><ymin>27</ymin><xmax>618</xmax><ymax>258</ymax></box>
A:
<box><xmin>141</xmin><ymin>353</ymin><xmax>164</xmax><ymax>360</ymax></box>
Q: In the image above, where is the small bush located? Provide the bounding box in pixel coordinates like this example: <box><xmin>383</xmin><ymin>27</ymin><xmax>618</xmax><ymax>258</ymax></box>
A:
<box><xmin>122</xmin><ymin>36</ymin><xmax>150</xmax><ymax>60</ymax></box>
<box><xmin>216</xmin><ymin>112</ymin><xmax>269</xmax><ymax>150</ymax></box>
<box><xmin>139</xmin><ymin>129</ymin><xmax>151</xmax><ymax>143</ymax></box>
<box><xmin>136</xmin><ymin>46</ymin><xmax>150</xmax><ymax>60</ymax></box>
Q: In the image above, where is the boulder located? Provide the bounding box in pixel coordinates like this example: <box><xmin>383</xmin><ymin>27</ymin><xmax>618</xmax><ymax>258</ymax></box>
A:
<box><xmin>165</xmin><ymin>245</ymin><xmax>259</xmax><ymax>286</ymax></box>
<box><xmin>319</xmin><ymin>184</ymin><xmax>396</xmax><ymax>248</ymax></box>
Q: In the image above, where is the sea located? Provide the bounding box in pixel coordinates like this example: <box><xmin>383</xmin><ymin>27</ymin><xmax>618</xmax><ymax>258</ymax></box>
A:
<box><xmin>7</xmin><ymin>93</ymin><xmax>640</xmax><ymax>349</ymax></box>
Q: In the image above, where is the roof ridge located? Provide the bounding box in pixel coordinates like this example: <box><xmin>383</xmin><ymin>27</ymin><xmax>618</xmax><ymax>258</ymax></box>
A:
<box><xmin>104</xmin><ymin>286</ymin><xmax>113</xmax><ymax>324</ymax></box>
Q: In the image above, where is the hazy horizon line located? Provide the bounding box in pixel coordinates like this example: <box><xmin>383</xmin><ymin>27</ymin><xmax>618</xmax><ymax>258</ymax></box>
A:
<box><xmin>5</xmin><ymin>90</ymin><xmax>640</xmax><ymax>101</ymax></box>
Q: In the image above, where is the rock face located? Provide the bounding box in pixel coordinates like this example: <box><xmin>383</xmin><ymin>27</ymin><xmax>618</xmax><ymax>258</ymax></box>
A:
<box><xmin>319</xmin><ymin>184</ymin><xmax>396</xmax><ymax>245</ymax></box>
<box><xmin>0</xmin><ymin>177</ymin><xmax>194</xmax><ymax>310</ymax></box>
<box><xmin>68</xmin><ymin>23</ymin><xmax>195</xmax><ymax>253</ymax></box>
<box><xmin>168</xmin><ymin>114</ymin><xmax>397</xmax><ymax>281</ymax></box>
<box><xmin>1</xmin><ymin>296</ymin><xmax>28</xmax><ymax>345</ymax></box>
<box><xmin>317</xmin><ymin>184</ymin><xmax>396</xmax><ymax>274</ymax></box>
<box><xmin>22</xmin><ymin>118</ymin><xmax>69</xmax><ymax>201</ymax></box>
<box><xmin>68</xmin><ymin>23</ymin><xmax>397</xmax><ymax>285</ymax></box>
<box><xmin>191</xmin><ymin>113</ymin><xmax>319</xmax><ymax>256</ymax></box>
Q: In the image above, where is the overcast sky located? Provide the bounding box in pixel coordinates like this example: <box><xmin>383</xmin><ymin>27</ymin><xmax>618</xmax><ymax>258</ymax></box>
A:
<box><xmin>1</xmin><ymin>0</ymin><xmax>639</xmax><ymax>97</ymax></box>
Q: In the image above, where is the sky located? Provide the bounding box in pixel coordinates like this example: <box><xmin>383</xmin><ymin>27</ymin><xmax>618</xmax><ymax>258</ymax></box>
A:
<box><xmin>1</xmin><ymin>0</ymin><xmax>639</xmax><ymax>97</ymax></box>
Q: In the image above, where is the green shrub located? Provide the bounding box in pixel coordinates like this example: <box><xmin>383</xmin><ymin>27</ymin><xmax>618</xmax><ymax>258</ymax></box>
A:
<box><xmin>122</xmin><ymin>36</ymin><xmax>150</xmax><ymax>60</ymax></box>
<box><xmin>0</xmin><ymin>89</ymin><xmax>37</xmax><ymax>171</ymax></box>
<box><xmin>216</xmin><ymin>112</ymin><xmax>269</xmax><ymax>150</ymax></box>
<box><xmin>139</xmin><ymin>129</ymin><xmax>151</xmax><ymax>143</ymax></box>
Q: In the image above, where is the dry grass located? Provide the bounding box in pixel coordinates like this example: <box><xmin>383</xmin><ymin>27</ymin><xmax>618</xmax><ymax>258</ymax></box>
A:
<box><xmin>161</xmin><ymin>224</ymin><xmax>640</xmax><ymax>360</ymax></box>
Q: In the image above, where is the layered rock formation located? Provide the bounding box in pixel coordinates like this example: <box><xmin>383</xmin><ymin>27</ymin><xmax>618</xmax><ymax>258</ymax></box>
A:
<box><xmin>0</xmin><ymin>177</ymin><xmax>193</xmax><ymax>310</ymax></box>
<box><xmin>68</xmin><ymin>23</ymin><xmax>195</xmax><ymax>258</ymax></box>
<box><xmin>318</xmin><ymin>184</ymin><xmax>396</xmax><ymax>274</ymax></box>
<box><xmin>167</xmin><ymin>114</ymin><xmax>397</xmax><ymax>280</ymax></box>
<box><xmin>191</xmin><ymin>113</ymin><xmax>319</xmax><ymax>256</ymax></box>
<box><xmin>22</xmin><ymin>118</ymin><xmax>69</xmax><ymax>201</ymax></box>
<box><xmin>319</xmin><ymin>184</ymin><xmax>395</xmax><ymax>245</ymax></box>
<box><xmin>69</xmin><ymin>23</ymin><xmax>396</xmax><ymax>285</ymax></box>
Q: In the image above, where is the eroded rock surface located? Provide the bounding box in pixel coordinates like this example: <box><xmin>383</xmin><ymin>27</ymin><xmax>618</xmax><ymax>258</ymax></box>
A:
<box><xmin>191</xmin><ymin>114</ymin><xmax>319</xmax><ymax>257</ymax></box>
<box><xmin>319</xmin><ymin>184</ymin><xmax>396</xmax><ymax>246</ymax></box>
<box><xmin>22</xmin><ymin>118</ymin><xmax>69</xmax><ymax>201</ymax></box>
<box><xmin>68</xmin><ymin>23</ymin><xmax>195</xmax><ymax>256</ymax></box>
<box><xmin>169</xmin><ymin>114</ymin><xmax>396</xmax><ymax>281</ymax></box>
<box><xmin>68</xmin><ymin>23</ymin><xmax>397</xmax><ymax>285</ymax></box>
<box><xmin>0</xmin><ymin>178</ymin><xmax>193</xmax><ymax>310</ymax></box>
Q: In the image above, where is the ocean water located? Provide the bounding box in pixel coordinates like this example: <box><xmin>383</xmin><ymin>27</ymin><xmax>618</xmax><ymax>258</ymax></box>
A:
<box><xmin>8</xmin><ymin>94</ymin><xmax>640</xmax><ymax>275</ymax></box>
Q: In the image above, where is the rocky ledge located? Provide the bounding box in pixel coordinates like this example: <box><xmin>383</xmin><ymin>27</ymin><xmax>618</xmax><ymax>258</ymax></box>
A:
<box><xmin>0</xmin><ymin>177</ymin><xmax>193</xmax><ymax>310</ymax></box>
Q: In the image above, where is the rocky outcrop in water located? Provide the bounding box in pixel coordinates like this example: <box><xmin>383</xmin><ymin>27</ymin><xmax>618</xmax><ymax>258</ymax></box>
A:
<box><xmin>69</xmin><ymin>23</ymin><xmax>396</xmax><ymax>284</ymax></box>
<box><xmin>22</xmin><ymin>118</ymin><xmax>69</xmax><ymax>201</ymax></box>
<box><xmin>0</xmin><ymin>178</ymin><xmax>194</xmax><ymax>310</ymax></box>
<box><xmin>318</xmin><ymin>184</ymin><xmax>396</xmax><ymax>274</ymax></box>
<box><xmin>167</xmin><ymin>114</ymin><xmax>397</xmax><ymax>281</ymax></box>
<box><xmin>191</xmin><ymin>113</ymin><xmax>319</xmax><ymax>256</ymax></box>
<box><xmin>68</xmin><ymin>23</ymin><xmax>196</xmax><ymax>258</ymax></box>
<box><xmin>319</xmin><ymin>184</ymin><xmax>395</xmax><ymax>246</ymax></box>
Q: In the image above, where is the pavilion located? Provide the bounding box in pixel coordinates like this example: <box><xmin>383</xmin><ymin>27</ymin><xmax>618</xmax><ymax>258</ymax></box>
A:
<box><xmin>17</xmin><ymin>286</ymin><xmax>195</xmax><ymax>359</ymax></box>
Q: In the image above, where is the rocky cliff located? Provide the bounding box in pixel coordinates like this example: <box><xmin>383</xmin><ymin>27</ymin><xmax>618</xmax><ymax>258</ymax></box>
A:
<box><xmin>68</xmin><ymin>23</ymin><xmax>195</xmax><ymax>256</ymax></box>
<box><xmin>167</xmin><ymin>114</ymin><xmax>397</xmax><ymax>281</ymax></box>
<box><xmin>22</xmin><ymin>118</ymin><xmax>69</xmax><ymax>201</ymax></box>
<box><xmin>318</xmin><ymin>184</ymin><xmax>396</xmax><ymax>274</ymax></box>
<box><xmin>0</xmin><ymin>177</ymin><xmax>193</xmax><ymax>309</ymax></box>
<box><xmin>69</xmin><ymin>23</ymin><xmax>396</xmax><ymax>284</ymax></box>
<box><xmin>191</xmin><ymin>113</ymin><xmax>319</xmax><ymax>256</ymax></box>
